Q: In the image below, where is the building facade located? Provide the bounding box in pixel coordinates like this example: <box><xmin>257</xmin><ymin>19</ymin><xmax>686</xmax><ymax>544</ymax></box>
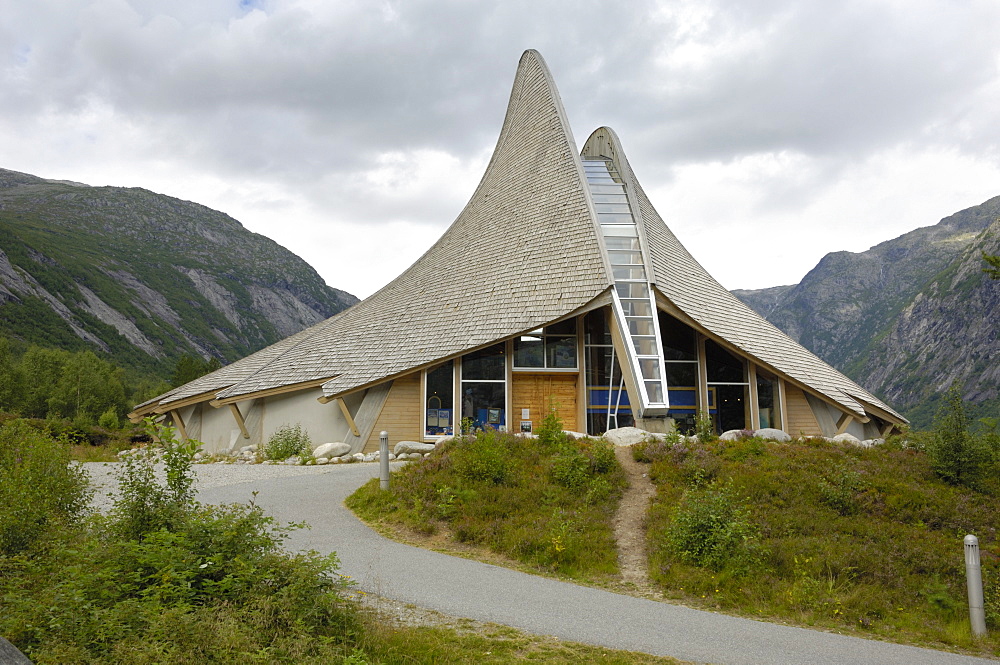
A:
<box><xmin>130</xmin><ymin>50</ymin><xmax>906</xmax><ymax>454</ymax></box>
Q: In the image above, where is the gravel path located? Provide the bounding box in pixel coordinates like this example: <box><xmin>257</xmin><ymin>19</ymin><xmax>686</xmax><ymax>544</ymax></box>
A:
<box><xmin>85</xmin><ymin>462</ymin><xmax>997</xmax><ymax>665</ymax></box>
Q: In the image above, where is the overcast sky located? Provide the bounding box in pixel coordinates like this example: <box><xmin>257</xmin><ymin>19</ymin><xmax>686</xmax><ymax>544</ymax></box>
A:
<box><xmin>2</xmin><ymin>1</ymin><xmax>999</xmax><ymax>299</ymax></box>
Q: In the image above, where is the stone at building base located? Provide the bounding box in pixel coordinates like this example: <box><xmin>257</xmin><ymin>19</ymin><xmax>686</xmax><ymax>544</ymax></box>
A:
<box><xmin>394</xmin><ymin>441</ymin><xmax>436</xmax><ymax>455</ymax></box>
<box><xmin>754</xmin><ymin>428</ymin><xmax>792</xmax><ymax>443</ymax></box>
<box><xmin>314</xmin><ymin>442</ymin><xmax>351</xmax><ymax>459</ymax></box>
<box><xmin>0</xmin><ymin>636</ymin><xmax>33</xmax><ymax>665</ymax></box>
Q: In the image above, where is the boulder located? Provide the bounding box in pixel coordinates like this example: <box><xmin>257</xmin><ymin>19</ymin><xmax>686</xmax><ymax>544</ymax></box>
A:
<box><xmin>719</xmin><ymin>429</ymin><xmax>749</xmax><ymax>442</ymax></box>
<box><xmin>859</xmin><ymin>438</ymin><xmax>885</xmax><ymax>449</ymax></box>
<box><xmin>394</xmin><ymin>440</ymin><xmax>436</xmax><ymax>455</ymax></box>
<box><xmin>754</xmin><ymin>428</ymin><xmax>792</xmax><ymax>443</ymax></box>
<box><xmin>603</xmin><ymin>427</ymin><xmax>651</xmax><ymax>447</ymax></box>
<box><xmin>313</xmin><ymin>442</ymin><xmax>351</xmax><ymax>459</ymax></box>
<box><xmin>832</xmin><ymin>433</ymin><xmax>862</xmax><ymax>446</ymax></box>
<box><xmin>352</xmin><ymin>453</ymin><xmax>365</xmax><ymax>462</ymax></box>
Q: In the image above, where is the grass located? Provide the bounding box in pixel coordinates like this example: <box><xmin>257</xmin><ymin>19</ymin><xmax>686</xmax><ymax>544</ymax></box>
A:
<box><xmin>347</xmin><ymin>424</ymin><xmax>626</xmax><ymax>581</ymax></box>
<box><xmin>634</xmin><ymin>434</ymin><xmax>1000</xmax><ymax>657</ymax></box>
<box><xmin>0</xmin><ymin>418</ymin><xmax>682</xmax><ymax>664</ymax></box>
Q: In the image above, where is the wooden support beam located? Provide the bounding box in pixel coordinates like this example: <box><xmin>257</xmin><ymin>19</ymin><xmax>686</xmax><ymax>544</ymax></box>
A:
<box><xmin>880</xmin><ymin>421</ymin><xmax>895</xmax><ymax>438</ymax></box>
<box><xmin>835</xmin><ymin>413</ymin><xmax>854</xmax><ymax>436</ymax></box>
<box><xmin>171</xmin><ymin>409</ymin><xmax>188</xmax><ymax>442</ymax></box>
<box><xmin>747</xmin><ymin>364</ymin><xmax>760</xmax><ymax>430</ymax></box>
<box><xmin>229</xmin><ymin>403</ymin><xmax>250</xmax><ymax>440</ymax></box>
<box><xmin>336</xmin><ymin>397</ymin><xmax>361</xmax><ymax>437</ymax></box>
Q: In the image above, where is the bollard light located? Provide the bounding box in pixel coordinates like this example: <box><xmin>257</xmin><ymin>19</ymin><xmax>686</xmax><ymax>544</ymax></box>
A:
<box><xmin>965</xmin><ymin>534</ymin><xmax>988</xmax><ymax>637</ymax></box>
<box><xmin>379</xmin><ymin>431</ymin><xmax>390</xmax><ymax>491</ymax></box>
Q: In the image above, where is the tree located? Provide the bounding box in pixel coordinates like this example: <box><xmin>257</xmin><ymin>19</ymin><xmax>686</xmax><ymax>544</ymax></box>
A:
<box><xmin>927</xmin><ymin>386</ymin><xmax>990</xmax><ymax>487</ymax></box>
<box><xmin>983</xmin><ymin>252</ymin><xmax>1000</xmax><ymax>280</ymax></box>
<box><xmin>0</xmin><ymin>338</ymin><xmax>21</xmax><ymax>412</ymax></box>
<box><xmin>47</xmin><ymin>351</ymin><xmax>127</xmax><ymax>424</ymax></box>
<box><xmin>171</xmin><ymin>354</ymin><xmax>222</xmax><ymax>388</ymax></box>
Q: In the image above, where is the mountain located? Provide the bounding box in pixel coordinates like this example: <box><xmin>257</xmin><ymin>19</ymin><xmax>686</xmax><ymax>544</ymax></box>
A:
<box><xmin>733</xmin><ymin>196</ymin><xmax>1000</xmax><ymax>427</ymax></box>
<box><xmin>0</xmin><ymin>168</ymin><xmax>358</xmax><ymax>374</ymax></box>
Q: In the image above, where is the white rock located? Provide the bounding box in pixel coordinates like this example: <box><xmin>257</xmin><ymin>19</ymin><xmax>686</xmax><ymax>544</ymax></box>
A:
<box><xmin>562</xmin><ymin>430</ymin><xmax>588</xmax><ymax>439</ymax></box>
<box><xmin>313</xmin><ymin>442</ymin><xmax>351</xmax><ymax>459</ymax></box>
<box><xmin>603</xmin><ymin>427</ymin><xmax>652</xmax><ymax>447</ymax></box>
<box><xmin>859</xmin><ymin>438</ymin><xmax>885</xmax><ymax>448</ymax></box>
<box><xmin>435</xmin><ymin>435</ymin><xmax>455</xmax><ymax>446</ymax></box>
<box><xmin>388</xmin><ymin>453</ymin><xmax>396</xmax><ymax>461</ymax></box>
<box><xmin>315</xmin><ymin>457</ymin><xmax>329</xmax><ymax>465</ymax></box>
<box><xmin>719</xmin><ymin>429</ymin><xmax>748</xmax><ymax>441</ymax></box>
<box><xmin>394</xmin><ymin>441</ymin><xmax>436</xmax><ymax>455</ymax></box>
<box><xmin>352</xmin><ymin>453</ymin><xmax>365</xmax><ymax>462</ymax></box>
<box><xmin>754</xmin><ymin>428</ymin><xmax>791</xmax><ymax>443</ymax></box>
<box><xmin>832</xmin><ymin>433</ymin><xmax>862</xmax><ymax>446</ymax></box>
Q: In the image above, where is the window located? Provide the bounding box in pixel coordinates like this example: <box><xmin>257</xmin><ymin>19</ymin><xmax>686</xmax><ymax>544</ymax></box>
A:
<box><xmin>461</xmin><ymin>344</ymin><xmax>506</xmax><ymax>430</ymax></box>
<box><xmin>583</xmin><ymin>309</ymin><xmax>633</xmax><ymax>434</ymax></box>
<box><xmin>756</xmin><ymin>371</ymin><xmax>781</xmax><ymax>430</ymax></box>
<box><xmin>705</xmin><ymin>339</ymin><xmax>748</xmax><ymax>433</ymax></box>
<box><xmin>424</xmin><ymin>361</ymin><xmax>454</xmax><ymax>438</ymax></box>
<box><xmin>658</xmin><ymin>311</ymin><xmax>700</xmax><ymax>434</ymax></box>
<box><xmin>513</xmin><ymin>320</ymin><xmax>577</xmax><ymax>370</ymax></box>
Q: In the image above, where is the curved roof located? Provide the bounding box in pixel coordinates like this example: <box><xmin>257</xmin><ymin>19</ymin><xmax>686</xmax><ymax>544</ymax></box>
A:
<box><xmin>135</xmin><ymin>49</ymin><xmax>610</xmax><ymax>414</ymax></box>
<box><xmin>133</xmin><ymin>49</ymin><xmax>904</xmax><ymax>426</ymax></box>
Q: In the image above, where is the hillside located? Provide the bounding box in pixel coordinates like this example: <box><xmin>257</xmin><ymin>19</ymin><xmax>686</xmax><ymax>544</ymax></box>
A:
<box><xmin>733</xmin><ymin>196</ymin><xmax>1000</xmax><ymax>426</ymax></box>
<box><xmin>0</xmin><ymin>168</ymin><xmax>358</xmax><ymax>374</ymax></box>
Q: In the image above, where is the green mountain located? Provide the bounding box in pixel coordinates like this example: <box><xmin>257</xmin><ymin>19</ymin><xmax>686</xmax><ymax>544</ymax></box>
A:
<box><xmin>0</xmin><ymin>168</ymin><xmax>358</xmax><ymax>376</ymax></box>
<box><xmin>733</xmin><ymin>196</ymin><xmax>1000</xmax><ymax>427</ymax></box>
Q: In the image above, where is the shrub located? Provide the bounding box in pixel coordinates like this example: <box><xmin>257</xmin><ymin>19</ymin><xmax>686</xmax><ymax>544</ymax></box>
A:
<box><xmin>0</xmin><ymin>419</ymin><xmax>91</xmax><ymax>554</ymax></box>
<box><xmin>662</xmin><ymin>483</ymin><xmax>761</xmax><ymax>572</ymax></box>
<box><xmin>585</xmin><ymin>437</ymin><xmax>617</xmax><ymax>474</ymax></box>
<box><xmin>927</xmin><ymin>387</ymin><xmax>990</xmax><ymax>487</ymax></box>
<box><xmin>695</xmin><ymin>410</ymin><xmax>717</xmax><ymax>443</ymax></box>
<box><xmin>98</xmin><ymin>407</ymin><xmax>120</xmax><ymax>430</ymax></box>
<box><xmin>453</xmin><ymin>428</ymin><xmax>510</xmax><ymax>484</ymax></box>
<box><xmin>816</xmin><ymin>462</ymin><xmax>870</xmax><ymax>516</ymax></box>
<box><xmin>112</xmin><ymin>419</ymin><xmax>200</xmax><ymax>541</ymax></box>
<box><xmin>551</xmin><ymin>447</ymin><xmax>590</xmax><ymax>489</ymax></box>
<box><xmin>264</xmin><ymin>424</ymin><xmax>311</xmax><ymax>461</ymax></box>
<box><xmin>537</xmin><ymin>407</ymin><xmax>568</xmax><ymax>449</ymax></box>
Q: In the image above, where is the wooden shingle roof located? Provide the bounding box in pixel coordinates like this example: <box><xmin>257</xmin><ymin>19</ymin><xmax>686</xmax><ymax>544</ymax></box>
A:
<box><xmin>133</xmin><ymin>50</ymin><xmax>904</xmax><ymax>426</ymax></box>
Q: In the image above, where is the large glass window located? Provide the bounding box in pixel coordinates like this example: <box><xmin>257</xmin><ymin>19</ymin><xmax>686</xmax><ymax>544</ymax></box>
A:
<box><xmin>461</xmin><ymin>344</ymin><xmax>506</xmax><ymax>430</ymax></box>
<box><xmin>756</xmin><ymin>371</ymin><xmax>781</xmax><ymax>430</ymax></box>
<box><xmin>513</xmin><ymin>320</ymin><xmax>577</xmax><ymax>370</ymax></box>
<box><xmin>705</xmin><ymin>339</ymin><xmax>748</xmax><ymax>433</ymax></box>
<box><xmin>424</xmin><ymin>361</ymin><xmax>454</xmax><ymax>438</ymax></box>
<box><xmin>658</xmin><ymin>311</ymin><xmax>700</xmax><ymax>434</ymax></box>
<box><xmin>583</xmin><ymin>309</ymin><xmax>633</xmax><ymax>434</ymax></box>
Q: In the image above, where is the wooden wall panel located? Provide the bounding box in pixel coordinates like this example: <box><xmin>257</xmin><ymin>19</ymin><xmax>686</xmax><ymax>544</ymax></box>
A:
<box><xmin>511</xmin><ymin>373</ymin><xmax>578</xmax><ymax>433</ymax></box>
<box><xmin>363</xmin><ymin>374</ymin><xmax>422</xmax><ymax>453</ymax></box>
<box><xmin>785</xmin><ymin>384</ymin><xmax>823</xmax><ymax>437</ymax></box>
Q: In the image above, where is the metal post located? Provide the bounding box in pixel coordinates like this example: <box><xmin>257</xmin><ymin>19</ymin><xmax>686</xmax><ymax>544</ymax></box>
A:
<box><xmin>965</xmin><ymin>534</ymin><xmax>988</xmax><ymax>637</ymax></box>
<box><xmin>379</xmin><ymin>431</ymin><xmax>390</xmax><ymax>491</ymax></box>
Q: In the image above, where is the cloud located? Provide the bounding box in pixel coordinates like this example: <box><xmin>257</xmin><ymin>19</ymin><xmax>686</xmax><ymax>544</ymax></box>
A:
<box><xmin>1</xmin><ymin>0</ymin><xmax>999</xmax><ymax>297</ymax></box>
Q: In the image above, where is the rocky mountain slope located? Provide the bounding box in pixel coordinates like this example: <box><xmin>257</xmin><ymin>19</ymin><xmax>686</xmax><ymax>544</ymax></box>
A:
<box><xmin>0</xmin><ymin>168</ymin><xmax>358</xmax><ymax>374</ymax></box>
<box><xmin>734</xmin><ymin>196</ymin><xmax>1000</xmax><ymax>427</ymax></box>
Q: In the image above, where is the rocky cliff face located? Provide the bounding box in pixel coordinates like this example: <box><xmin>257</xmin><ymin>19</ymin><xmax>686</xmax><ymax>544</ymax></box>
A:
<box><xmin>733</xmin><ymin>196</ymin><xmax>1000</xmax><ymax>426</ymax></box>
<box><xmin>0</xmin><ymin>168</ymin><xmax>358</xmax><ymax>372</ymax></box>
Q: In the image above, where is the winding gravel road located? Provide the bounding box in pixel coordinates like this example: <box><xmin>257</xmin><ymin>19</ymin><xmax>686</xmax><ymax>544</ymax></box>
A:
<box><xmin>87</xmin><ymin>462</ymin><xmax>996</xmax><ymax>665</ymax></box>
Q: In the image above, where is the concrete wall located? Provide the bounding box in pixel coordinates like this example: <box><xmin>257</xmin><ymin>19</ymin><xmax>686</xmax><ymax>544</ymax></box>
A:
<box><xmin>262</xmin><ymin>387</ymin><xmax>352</xmax><ymax>448</ymax></box>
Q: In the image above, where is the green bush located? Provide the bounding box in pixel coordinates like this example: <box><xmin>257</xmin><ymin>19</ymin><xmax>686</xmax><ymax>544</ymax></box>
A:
<box><xmin>0</xmin><ymin>419</ymin><xmax>91</xmax><ymax>554</ymax></box>
<box><xmin>98</xmin><ymin>407</ymin><xmax>120</xmax><ymax>430</ymax></box>
<box><xmin>551</xmin><ymin>447</ymin><xmax>590</xmax><ymax>489</ymax></box>
<box><xmin>111</xmin><ymin>419</ymin><xmax>200</xmax><ymax>541</ymax></box>
<box><xmin>662</xmin><ymin>483</ymin><xmax>761</xmax><ymax>572</ymax></box>
<box><xmin>264</xmin><ymin>423</ymin><xmax>311</xmax><ymax>461</ymax></box>
<box><xmin>453</xmin><ymin>429</ymin><xmax>511</xmax><ymax>484</ymax></box>
<box><xmin>816</xmin><ymin>462</ymin><xmax>869</xmax><ymax>516</ymax></box>
<box><xmin>927</xmin><ymin>387</ymin><xmax>990</xmax><ymax>487</ymax></box>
